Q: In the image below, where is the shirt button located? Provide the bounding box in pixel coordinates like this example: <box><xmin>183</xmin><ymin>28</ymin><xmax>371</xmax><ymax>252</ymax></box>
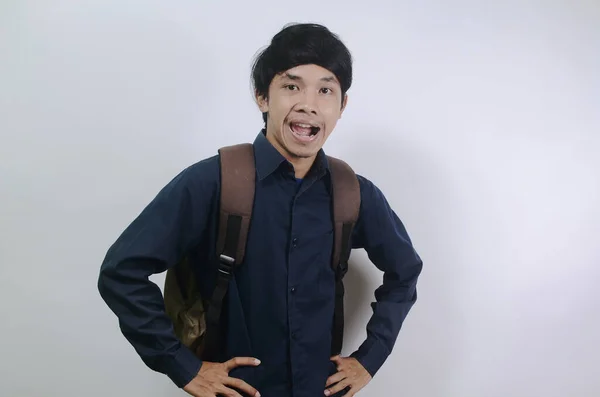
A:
<box><xmin>290</xmin><ymin>287</ymin><xmax>296</xmax><ymax>293</ymax></box>
<box><xmin>292</xmin><ymin>238</ymin><xmax>298</xmax><ymax>248</ymax></box>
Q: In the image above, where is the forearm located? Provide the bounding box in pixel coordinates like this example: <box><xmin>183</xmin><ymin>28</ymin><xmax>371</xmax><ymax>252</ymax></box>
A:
<box><xmin>98</xmin><ymin>257</ymin><xmax>202</xmax><ymax>387</ymax></box>
<box><xmin>350</xmin><ymin>175</ymin><xmax>424</xmax><ymax>376</ymax></box>
<box><xmin>350</xmin><ymin>262</ymin><xmax>421</xmax><ymax>376</ymax></box>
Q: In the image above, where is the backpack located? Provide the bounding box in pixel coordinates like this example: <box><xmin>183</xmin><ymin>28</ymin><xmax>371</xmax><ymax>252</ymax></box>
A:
<box><xmin>163</xmin><ymin>143</ymin><xmax>361</xmax><ymax>362</ymax></box>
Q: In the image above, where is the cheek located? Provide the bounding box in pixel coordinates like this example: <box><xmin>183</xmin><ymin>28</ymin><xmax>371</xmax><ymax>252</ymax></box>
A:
<box><xmin>320</xmin><ymin>99</ymin><xmax>342</xmax><ymax>117</ymax></box>
<box><xmin>322</xmin><ymin>108</ymin><xmax>341</xmax><ymax>124</ymax></box>
<box><xmin>271</xmin><ymin>101</ymin><xmax>293</xmax><ymax>122</ymax></box>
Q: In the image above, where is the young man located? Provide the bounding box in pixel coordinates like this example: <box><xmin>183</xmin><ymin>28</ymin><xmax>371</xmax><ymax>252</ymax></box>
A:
<box><xmin>98</xmin><ymin>23</ymin><xmax>422</xmax><ymax>397</ymax></box>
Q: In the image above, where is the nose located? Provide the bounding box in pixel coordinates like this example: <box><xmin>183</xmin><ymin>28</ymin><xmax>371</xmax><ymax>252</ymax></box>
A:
<box><xmin>295</xmin><ymin>91</ymin><xmax>318</xmax><ymax>115</ymax></box>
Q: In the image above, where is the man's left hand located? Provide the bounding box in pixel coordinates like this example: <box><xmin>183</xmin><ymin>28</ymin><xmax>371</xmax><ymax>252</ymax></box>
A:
<box><xmin>324</xmin><ymin>355</ymin><xmax>372</xmax><ymax>396</ymax></box>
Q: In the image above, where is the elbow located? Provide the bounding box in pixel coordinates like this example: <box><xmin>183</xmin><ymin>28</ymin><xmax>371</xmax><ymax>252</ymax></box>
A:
<box><xmin>97</xmin><ymin>256</ymin><xmax>123</xmax><ymax>307</ymax></box>
<box><xmin>96</xmin><ymin>255</ymin><xmax>155</xmax><ymax>314</ymax></box>
<box><xmin>97</xmin><ymin>261</ymin><xmax>114</xmax><ymax>304</ymax></box>
<box><xmin>97</xmin><ymin>265</ymin><xmax>109</xmax><ymax>300</ymax></box>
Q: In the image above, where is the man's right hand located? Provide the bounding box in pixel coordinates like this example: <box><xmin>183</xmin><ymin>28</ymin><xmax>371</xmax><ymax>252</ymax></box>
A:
<box><xmin>183</xmin><ymin>357</ymin><xmax>261</xmax><ymax>397</ymax></box>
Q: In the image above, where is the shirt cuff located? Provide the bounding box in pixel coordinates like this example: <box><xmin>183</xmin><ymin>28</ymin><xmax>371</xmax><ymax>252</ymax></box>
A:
<box><xmin>350</xmin><ymin>337</ymin><xmax>391</xmax><ymax>377</ymax></box>
<box><xmin>158</xmin><ymin>345</ymin><xmax>203</xmax><ymax>388</ymax></box>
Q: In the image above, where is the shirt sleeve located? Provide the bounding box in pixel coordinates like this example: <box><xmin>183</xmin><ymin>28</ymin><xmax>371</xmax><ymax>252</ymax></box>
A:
<box><xmin>97</xmin><ymin>160</ymin><xmax>218</xmax><ymax>388</ymax></box>
<box><xmin>349</xmin><ymin>175</ymin><xmax>423</xmax><ymax>377</ymax></box>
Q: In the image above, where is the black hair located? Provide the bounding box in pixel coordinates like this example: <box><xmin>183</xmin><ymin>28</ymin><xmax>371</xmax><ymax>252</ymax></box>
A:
<box><xmin>251</xmin><ymin>23</ymin><xmax>353</xmax><ymax>124</ymax></box>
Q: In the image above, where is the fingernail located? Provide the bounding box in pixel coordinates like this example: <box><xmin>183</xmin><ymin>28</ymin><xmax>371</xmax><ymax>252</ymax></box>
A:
<box><xmin>254</xmin><ymin>359</ymin><xmax>261</xmax><ymax>365</ymax></box>
<box><xmin>255</xmin><ymin>392</ymin><xmax>261</xmax><ymax>397</ymax></box>
<box><xmin>324</xmin><ymin>391</ymin><xmax>330</xmax><ymax>396</ymax></box>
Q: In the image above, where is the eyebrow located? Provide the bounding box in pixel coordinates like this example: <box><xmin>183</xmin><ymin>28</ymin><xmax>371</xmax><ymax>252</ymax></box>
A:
<box><xmin>283</xmin><ymin>72</ymin><xmax>337</xmax><ymax>83</ymax></box>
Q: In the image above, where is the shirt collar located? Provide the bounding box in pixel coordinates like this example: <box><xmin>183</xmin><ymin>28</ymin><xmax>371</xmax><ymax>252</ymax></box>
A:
<box><xmin>253</xmin><ymin>129</ymin><xmax>329</xmax><ymax>181</ymax></box>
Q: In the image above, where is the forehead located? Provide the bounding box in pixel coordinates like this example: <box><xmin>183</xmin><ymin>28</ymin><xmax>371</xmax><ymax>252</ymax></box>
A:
<box><xmin>276</xmin><ymin>64</ymin><xmax>340</xmax><ymax>85</ymax></box>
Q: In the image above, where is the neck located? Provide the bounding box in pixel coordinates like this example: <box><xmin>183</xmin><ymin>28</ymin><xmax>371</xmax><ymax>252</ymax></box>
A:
<box><xmin>288</xmin><ymin>156</ymin><xmax>314</xmax><ymax>179</ymax></box>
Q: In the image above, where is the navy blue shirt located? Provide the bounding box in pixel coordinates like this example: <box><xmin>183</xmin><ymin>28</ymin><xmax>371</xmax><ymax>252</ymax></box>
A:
<box><xmin>98</xmin><ymin>131</ymin><xmax>422</xmax><ymax>397</ymax></box>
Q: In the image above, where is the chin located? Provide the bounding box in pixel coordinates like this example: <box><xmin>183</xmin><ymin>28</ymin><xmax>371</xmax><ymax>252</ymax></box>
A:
<box><xmin>290</xmin><ymin>148</ymin><xmax>319</xmax><ymax>159</ymax></box>
<box><xmin>286</xmin><ymin>138</ymin><xmax>323</xmax><ymax>158</ymax></box>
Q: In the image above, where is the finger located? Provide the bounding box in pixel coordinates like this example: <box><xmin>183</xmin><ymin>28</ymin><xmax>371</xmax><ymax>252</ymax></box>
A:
<box><xmin>223</xmin><ymin>357</ymin><xmax>261</xmax><ymax>371</ymax></box>
<box><xmin>346</xmin><ymin>381</ymin><xmax>367</xmax><ymax>396</ymax></box>
<box><xmin>330</xmin><ymin>354</ymin><xmax>342</xmax><ymax>363</ymax></box>
<box><xmin>325</xmin><ymin>378</ymin><xmax>351</xmax><ymax>396</ymax></box>
<box><xmin>325</xmin><ymin>370</ymin><xmax>347</xmax><ymax>388</ymax></box>
<box><xmin>224</xmin><ymin>376</ymin><xmax>261</xmax><ymax>397</ymax></box>
<box><xmin>330</xmin><ymin>355</ymin><xmax>346</xmax><ymax>370</ymax></box>
<box><xmin>216</xmin><ymin>384</ymin><xmax>243</xmax><ymax>397</ymax></box>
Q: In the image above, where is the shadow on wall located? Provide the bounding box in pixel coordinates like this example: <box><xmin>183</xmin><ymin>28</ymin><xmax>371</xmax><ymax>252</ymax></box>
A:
<box><xmin>339</xmin><ymin>127</ymin><xmax>468</xmax><ymax>395</ymax></box>
<box><xmin>342</xmin><ymin>255</ymin><xmax>372</xmax><ymax>348</ymax></box>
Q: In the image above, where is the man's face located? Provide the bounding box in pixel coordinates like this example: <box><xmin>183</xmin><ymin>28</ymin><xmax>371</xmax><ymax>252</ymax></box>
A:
<box><xmin>257</xmin><ymin>64</ymin><xmax>348</xmax><ymax>161</ymax></box>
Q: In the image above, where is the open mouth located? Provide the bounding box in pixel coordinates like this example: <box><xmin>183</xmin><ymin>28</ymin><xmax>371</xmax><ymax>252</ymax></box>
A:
<box><xmin>288</xmin><ymin>121</ymin><xmax>321</xmax><ymax>142</ymax></box>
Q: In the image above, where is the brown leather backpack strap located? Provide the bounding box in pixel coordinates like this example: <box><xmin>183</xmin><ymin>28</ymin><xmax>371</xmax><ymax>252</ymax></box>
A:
<box><xmin>216</xmin><ymin>143</ymin><xmax>256</xmax><ymax>266</ymax></box>
<box><xmin>327</xmin><ymin>155</ymin><xmax>361</xmax><ymax>356</ymax></box>
<box><xmin>328</xmin><ymin>156</ymin><xmax>361</xmax><ymax>269</ymax></box>
<box><xmin>202</xmin><ymin>143</ymin><xmax>256</xmax><ymax>361</ymax></box>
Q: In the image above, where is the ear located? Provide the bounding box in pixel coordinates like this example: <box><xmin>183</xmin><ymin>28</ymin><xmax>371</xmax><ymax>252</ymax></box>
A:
<box><xmin>255</xmin><ymin>91</ymin><xmax>269</xmax><ymax>113</ymax></box>
<box><xmin>339</xmin><ymin>94</ymin><xmax>349</xmax><ymax>118</ymax></box>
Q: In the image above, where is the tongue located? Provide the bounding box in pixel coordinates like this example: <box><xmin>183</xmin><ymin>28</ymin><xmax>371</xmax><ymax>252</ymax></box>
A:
<box><xmin>291</xmin><ymin>123</ymin><xmax>312</xmax><ymax>136</ymax></box>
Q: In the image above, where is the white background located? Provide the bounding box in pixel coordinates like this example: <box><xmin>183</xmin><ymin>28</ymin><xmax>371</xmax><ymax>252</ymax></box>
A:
<box><xmin>1</xmin><ymin>1</ymin><xmax>599</xmax><ymax>396</ymax></box>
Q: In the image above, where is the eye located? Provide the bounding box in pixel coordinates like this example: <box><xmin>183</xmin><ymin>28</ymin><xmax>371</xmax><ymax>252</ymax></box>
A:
<box><xmin>320</xmin><ymin>87</ymin><xmax>334</xmax><ymax>94</ymax></box>
<box><xmin>284</xmin><ymin>84</ymin><xmax>299</xmax><ymax>91</ymax></box>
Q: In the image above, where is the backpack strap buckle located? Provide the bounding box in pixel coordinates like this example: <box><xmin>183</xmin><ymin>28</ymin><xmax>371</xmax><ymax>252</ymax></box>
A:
<box><xmin>218</xmin><ymin>254</ymin><xmax>235</xmax><ymax>276</ymax></box>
